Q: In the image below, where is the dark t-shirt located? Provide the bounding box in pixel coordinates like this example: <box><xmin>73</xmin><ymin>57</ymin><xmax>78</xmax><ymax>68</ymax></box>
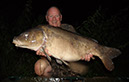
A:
<box><xmin>60</xmin><ymin>24</ymin><xmax>76</xmax><ymax>33</ymax></box>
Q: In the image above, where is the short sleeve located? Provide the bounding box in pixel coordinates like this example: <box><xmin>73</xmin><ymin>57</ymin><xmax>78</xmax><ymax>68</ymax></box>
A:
<box><xmin>61</xmin><ymin>24</ymin><xmax>76</xmax><ymax>33</ymax></box>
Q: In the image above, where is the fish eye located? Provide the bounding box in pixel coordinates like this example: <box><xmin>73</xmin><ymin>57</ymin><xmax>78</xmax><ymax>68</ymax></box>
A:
<box><xmin>24</xmin><ymin>33</ymin><xmax>29</xmax><ymax>40</ymax></box>
<box><xmin>25</xmin><ymin>34</ymin><xmax>28</xmax><ymax>37</ymax></box>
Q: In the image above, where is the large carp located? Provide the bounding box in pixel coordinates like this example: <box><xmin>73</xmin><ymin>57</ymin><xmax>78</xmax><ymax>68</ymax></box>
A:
<box><xmin>13</xmin><ymin>25</ymin><xmax>121</xmax><ymax>71</ymax></box>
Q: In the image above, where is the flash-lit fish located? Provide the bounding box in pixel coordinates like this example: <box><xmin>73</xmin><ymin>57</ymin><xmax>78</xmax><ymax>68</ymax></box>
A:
<box><xmin>13</xmin><ymin>25</ymin><xmax>121</xmax><ymax>71</ymax></box>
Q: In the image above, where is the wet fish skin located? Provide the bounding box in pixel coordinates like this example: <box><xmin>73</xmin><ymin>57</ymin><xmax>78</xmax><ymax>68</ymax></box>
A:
<box><xmin>13</xmin><ymin>25</ymin><xmax>121</xmax><ymax>71</ymax></box>
<box><xmin>13</xmin><ymin>28</ymin><xmax>44</xmax><ymax>51</ymax></box>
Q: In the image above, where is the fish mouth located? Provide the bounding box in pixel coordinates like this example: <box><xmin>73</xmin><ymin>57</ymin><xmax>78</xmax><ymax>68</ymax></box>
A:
<box><xmin>13</xmin><ymin>39</ymin><xmax>24</xmax><ymax>47</ymax></box>
<box><xmin>13</xmin><ymin>39</ymin><xmax>39</xmax><ymax>51</ymax></box>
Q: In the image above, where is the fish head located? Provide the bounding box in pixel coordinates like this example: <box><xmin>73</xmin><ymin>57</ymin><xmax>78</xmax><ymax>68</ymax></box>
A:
<box><xmin>13</xmin><ymin>28</ymin><xmax>45</xmax><ymax>51</ymax></box>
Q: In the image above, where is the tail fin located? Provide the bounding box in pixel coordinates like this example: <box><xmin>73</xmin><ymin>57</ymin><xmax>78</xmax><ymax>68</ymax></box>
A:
<box><xmin>100</xmin><ymin>46</ymin><xmax>121</xmax><ymax>71</ymax></box>
<box><xmin>104</xmin><ymin>47</ymin><xmax>121</xmax><ymax>59</ymax></box>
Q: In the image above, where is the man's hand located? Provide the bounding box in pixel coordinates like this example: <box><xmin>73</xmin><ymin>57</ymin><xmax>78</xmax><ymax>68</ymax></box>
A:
<box><xmin>81</xmin><ymin>53</ymin><xmax>94</xmax><ymax>62</ymax></box>
<box><xmin>36</xmin><ymin>48</ymin><xmax>51</xmax><ymax>57</ymax></box>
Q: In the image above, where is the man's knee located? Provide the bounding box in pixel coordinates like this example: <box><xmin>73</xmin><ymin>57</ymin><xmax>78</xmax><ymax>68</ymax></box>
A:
<box><xmin>34</xmin><ymin>58</ymin><xmax>52</xmax><ymax>77</ymax></box>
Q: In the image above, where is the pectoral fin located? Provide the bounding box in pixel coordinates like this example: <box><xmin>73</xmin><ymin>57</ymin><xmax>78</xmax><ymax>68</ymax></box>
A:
<box><xmin>61</xmin><ymin>60</ymin><xmax>69</xmax><ymax>66</ymax></box>
<box><xmin>56</xmin><ymin>59</ymin><xmax>63</xmax><ymax>64</ymax></box>
<box><xmin>56</xmin><ymin>59</ymin><xmax>69</xmax><ymax>66</ymax></box>
<box><xmin>40</xmin><ymin>48</ymin><xmax>51</xmax><ymax>62</ymax></box>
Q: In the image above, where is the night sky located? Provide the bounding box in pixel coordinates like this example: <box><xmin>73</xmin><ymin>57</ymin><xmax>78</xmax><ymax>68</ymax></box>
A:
<box><xmin>1</xmin><ymin>0</ymin><xmax>129</xmax><ymax>26</ymax></box>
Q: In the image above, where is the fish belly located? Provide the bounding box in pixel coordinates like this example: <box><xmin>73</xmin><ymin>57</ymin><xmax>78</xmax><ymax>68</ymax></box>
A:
<box><xmin>46</xmin><ymin>37</ymin><xmax>81</xmax><ymax>61</ymax></box>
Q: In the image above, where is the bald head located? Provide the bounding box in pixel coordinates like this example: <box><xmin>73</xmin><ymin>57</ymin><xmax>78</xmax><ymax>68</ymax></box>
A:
<box><xmin>46</xmin><ymin>6</ymin><xmax>62</xmax><ymax>27</ymax></box>
<box><xmin>46</xmin><ymin>7</ymin><xmax>61</xmax><ymax>16</ymax></box>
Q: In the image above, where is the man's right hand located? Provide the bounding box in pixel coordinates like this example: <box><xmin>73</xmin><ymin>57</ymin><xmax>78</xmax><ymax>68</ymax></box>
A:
<box><xmin>36</xmin><ymin>48</ymin><xmax>51</xmax><ymax>57</ymax></box>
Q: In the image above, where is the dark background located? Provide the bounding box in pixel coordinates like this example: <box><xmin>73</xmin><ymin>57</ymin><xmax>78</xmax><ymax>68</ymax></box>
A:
<box><xmin>0</xmin><ymin>0</ymin><xmax>129</xmax><ymax>81</ymax></box>
<box><xmin>1</xmin><ymin>0</ymin><xmax>128</xmax><ymax>26</ymax></box>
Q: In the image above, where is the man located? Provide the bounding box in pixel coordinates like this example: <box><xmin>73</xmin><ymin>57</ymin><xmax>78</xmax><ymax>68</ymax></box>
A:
<box><xmin>37</xmin><ymin>6</ymin><xmax>93</xmax><ymax>61</ymax></box>
<box><xmin>35</xmin><ymin>6</ymin><xmax>93</xmax><ymax>77</ymax></box>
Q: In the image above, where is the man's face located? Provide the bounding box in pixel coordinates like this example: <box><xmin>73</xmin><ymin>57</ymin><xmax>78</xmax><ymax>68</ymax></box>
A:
<box><xmin>46</xmin><ymin>8</ymin><xmax>62</xmax><ymax>27</ymax></box>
